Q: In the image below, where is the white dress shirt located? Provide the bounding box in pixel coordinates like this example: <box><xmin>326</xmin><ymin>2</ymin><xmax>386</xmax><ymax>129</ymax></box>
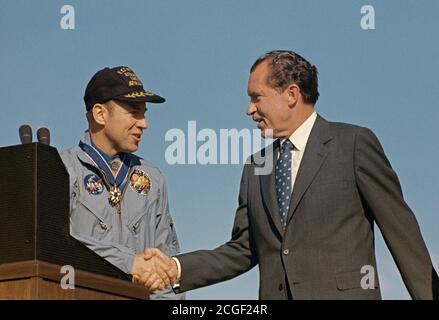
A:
<box><xmin>280</xmin><ymin>112</ymin><xmax>317</xmax><ymax>191</ymax></box>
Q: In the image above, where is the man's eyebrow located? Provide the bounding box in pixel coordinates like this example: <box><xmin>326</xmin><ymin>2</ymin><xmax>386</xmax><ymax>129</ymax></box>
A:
<box><xmin>248</xmin><ymin>91</ymin><xmax>261</xmax><ymax>97</ymax></box>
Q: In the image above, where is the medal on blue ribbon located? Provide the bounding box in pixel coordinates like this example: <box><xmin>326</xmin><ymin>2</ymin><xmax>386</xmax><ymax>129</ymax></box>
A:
<box><xmin>79</xmin><ymin>141</ymin><xmax>131</xmax><ymax>208</ymax></box>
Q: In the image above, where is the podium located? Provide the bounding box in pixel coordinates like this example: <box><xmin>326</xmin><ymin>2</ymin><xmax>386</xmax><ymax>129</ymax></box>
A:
<box><xmin>0</xmin><ymin>260</ymin><xmax>149</xmax><ymax>299</ymax></box>
<box><xmin>0</xmin><ymin>143</ymin><xmax>149</xmax><ymax>299</ymax></box>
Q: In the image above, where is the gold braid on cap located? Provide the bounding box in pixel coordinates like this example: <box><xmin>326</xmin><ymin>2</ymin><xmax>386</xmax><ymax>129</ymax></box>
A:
<box><xmin>124</xmin><ymin>91</ymin><xmax>155</xmax><ymax>98</ymax></box>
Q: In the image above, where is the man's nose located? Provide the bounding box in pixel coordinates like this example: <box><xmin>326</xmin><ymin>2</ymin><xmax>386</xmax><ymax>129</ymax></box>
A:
<box><xmin>246</xmin><ymin>103</ymin><xmax>256</xmax><ymax>116</ymax></box>
<box><xmin>138</xmin><ymin>117</ymin><xmax>148</xmax><ymax>130</ymax></box>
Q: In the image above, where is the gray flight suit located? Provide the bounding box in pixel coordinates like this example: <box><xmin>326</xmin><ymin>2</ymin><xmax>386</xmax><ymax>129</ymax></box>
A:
<box><xmin>60</xmin><ymin>133</ymin><xmax>184</xmax><ymax>299</ymax></box>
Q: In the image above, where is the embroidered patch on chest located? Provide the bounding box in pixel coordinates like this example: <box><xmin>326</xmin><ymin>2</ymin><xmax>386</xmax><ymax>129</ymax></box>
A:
<box><xmin>129</xmin><ymin>169</ymin><xmax>151</xmax><ymax>195</ymax></box>
<box><xmin>83</xmin><ymin>173</ymin><xmax>104</xmax><ymax>195</ymax></box>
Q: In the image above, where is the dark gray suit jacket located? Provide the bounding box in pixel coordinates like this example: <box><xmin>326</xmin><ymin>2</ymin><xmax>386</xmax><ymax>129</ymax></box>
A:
<box><xmin>176</xmin><ymin>115</ymin><xmax>438</xmax><ymax>299</ymax></box>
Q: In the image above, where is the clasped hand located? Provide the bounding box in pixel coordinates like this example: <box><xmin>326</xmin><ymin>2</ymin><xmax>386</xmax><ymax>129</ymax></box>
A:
<box><xmin>131</xmin><ymin>248</ymin><xmax>178</xmax><ymax>292</ymax></box>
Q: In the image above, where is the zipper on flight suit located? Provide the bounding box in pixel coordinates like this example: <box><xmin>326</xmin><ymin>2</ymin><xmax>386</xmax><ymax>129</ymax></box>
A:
<box><xmin>93</xmin><ymin>165</ymin><xmax>133</xmax><ymax>242</ymax></box>
<box><xmin>115</xmin><ymin>167</ymin><xmax>133</xmax><ymax>215</ymax></box>
<box><xmin>116</xmin><ymin>168</ymin><xmax>135</xmax><ymax>242</ymax></box>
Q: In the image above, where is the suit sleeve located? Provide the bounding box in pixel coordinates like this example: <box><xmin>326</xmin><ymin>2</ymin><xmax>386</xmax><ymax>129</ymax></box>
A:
<box><xmin>354</xmin><ymin>127</ymin><xmax>438</xmax><ymax>299</ymax></box>
<box><xmin>175</xmin><ymin>163</ymin><xmax>258</xmax><ymax>293</ymax></box>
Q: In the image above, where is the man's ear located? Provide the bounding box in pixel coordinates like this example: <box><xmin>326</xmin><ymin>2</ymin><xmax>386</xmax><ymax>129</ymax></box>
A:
<box><xmin>91</xmin><ymin>103</ymin><xmax>107</xmax><ymax>126</ymax></box>
<box><xmin>286</xmin><ymin>84</ymin><xmax>300</xmax><ymax>107</ymax></box>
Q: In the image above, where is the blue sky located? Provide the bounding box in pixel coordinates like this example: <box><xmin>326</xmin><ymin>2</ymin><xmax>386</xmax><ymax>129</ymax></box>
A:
<box><xmin>1</xmin><ymin>0</ymin><xmax>438</xmax><ymax>299</ymax></box>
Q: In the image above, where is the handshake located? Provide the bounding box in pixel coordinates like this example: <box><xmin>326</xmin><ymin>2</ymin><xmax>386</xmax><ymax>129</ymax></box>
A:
<box><xmin>130</xmin><ymin>248</ymin><xmax>179</xmax><ymax>292</ymax></box>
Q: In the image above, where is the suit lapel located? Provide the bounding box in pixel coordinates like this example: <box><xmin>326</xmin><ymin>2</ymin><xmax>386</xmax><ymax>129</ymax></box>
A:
<box><xmin>258</xmin><ymin>139</ymin><xmax>285</xmax><ymax>237</ymax></box>
<box><xmin>286</xmin><ymin>115</ymin><xmax>333</xmax><ymax>225</ymax></box>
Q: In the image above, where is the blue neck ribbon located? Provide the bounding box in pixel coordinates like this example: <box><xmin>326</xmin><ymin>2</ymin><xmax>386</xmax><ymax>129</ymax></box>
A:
<box><xmin>78</xmin><ymin>141</ymin><xmax>131</xmax><ymax>189</ymax></box>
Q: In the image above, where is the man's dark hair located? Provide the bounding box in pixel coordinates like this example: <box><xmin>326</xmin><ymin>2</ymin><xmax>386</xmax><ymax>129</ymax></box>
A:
<box><xmin>251</xmin><ymin>50</ymin><xmax>319</xmax><ymax>105</ymax></box>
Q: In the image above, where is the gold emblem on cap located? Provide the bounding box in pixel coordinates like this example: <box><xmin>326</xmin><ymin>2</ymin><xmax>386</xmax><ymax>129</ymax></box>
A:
<box><xmin>129</xmin><ymin>169</ymin><xmax>151</xmax><ymax>195</ymax></box>
<box><xmin>128</xmin><ymin>80</ymin><xmax>142</xmax><ymax>87</ymax></box>
<box><xmin>117</xmin><ymin>67</ymin><xmax>133</xmax><ymax>75</ymax></box>
<box><xmin>117</xmin><ymin>67</ymin><xmax>144</xmax><ymax>87</ymax></box>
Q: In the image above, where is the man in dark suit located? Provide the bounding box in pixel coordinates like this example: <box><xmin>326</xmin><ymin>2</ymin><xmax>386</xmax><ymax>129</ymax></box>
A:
<box><xmin>140</xmin><ymin>50</ymin><xmax>438</xmax><ymax>299</ymax></box>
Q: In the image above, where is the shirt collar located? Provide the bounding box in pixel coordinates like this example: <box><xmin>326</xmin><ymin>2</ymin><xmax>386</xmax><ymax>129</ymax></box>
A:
<box><xmin>282</xmin><ymin>111</ymin><xmax>317</xmax><ymax>151</ymax></box>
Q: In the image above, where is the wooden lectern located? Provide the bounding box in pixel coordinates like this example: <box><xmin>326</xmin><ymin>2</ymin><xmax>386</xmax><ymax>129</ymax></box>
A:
<box><xmin>0</xmin><ymin>143</ymin><xmax>149</xmax><ymax>300</ymax></box>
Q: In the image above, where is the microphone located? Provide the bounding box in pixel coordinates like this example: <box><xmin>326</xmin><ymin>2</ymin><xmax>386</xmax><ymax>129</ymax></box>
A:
<box><xmin>19</xmin><ymin>124</ymin><xmax>33</xmax><ymax>144</ymax></box>
<box><xmin>37</xmin><ymin>127</ymin><xmax>50</xmax><ymax>146</ymax></box>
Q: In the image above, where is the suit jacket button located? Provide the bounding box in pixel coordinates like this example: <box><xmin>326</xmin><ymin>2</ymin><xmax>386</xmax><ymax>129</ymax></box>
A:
<box><xmin>278</xmin><ymin>284</ymin><xmax>283</xmax><ymax>291</ymax></box>
<box><xmin>283</xmin><ymin>249</ymin><xmax>290</xmax><ymax>255</ymax></box>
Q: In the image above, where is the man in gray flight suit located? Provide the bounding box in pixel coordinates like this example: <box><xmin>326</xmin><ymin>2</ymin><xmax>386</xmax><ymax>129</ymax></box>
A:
<box><xmin>61</xmin><ymin>66</ymin><xmax>184</xmax><ymax>299</ymax></box>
